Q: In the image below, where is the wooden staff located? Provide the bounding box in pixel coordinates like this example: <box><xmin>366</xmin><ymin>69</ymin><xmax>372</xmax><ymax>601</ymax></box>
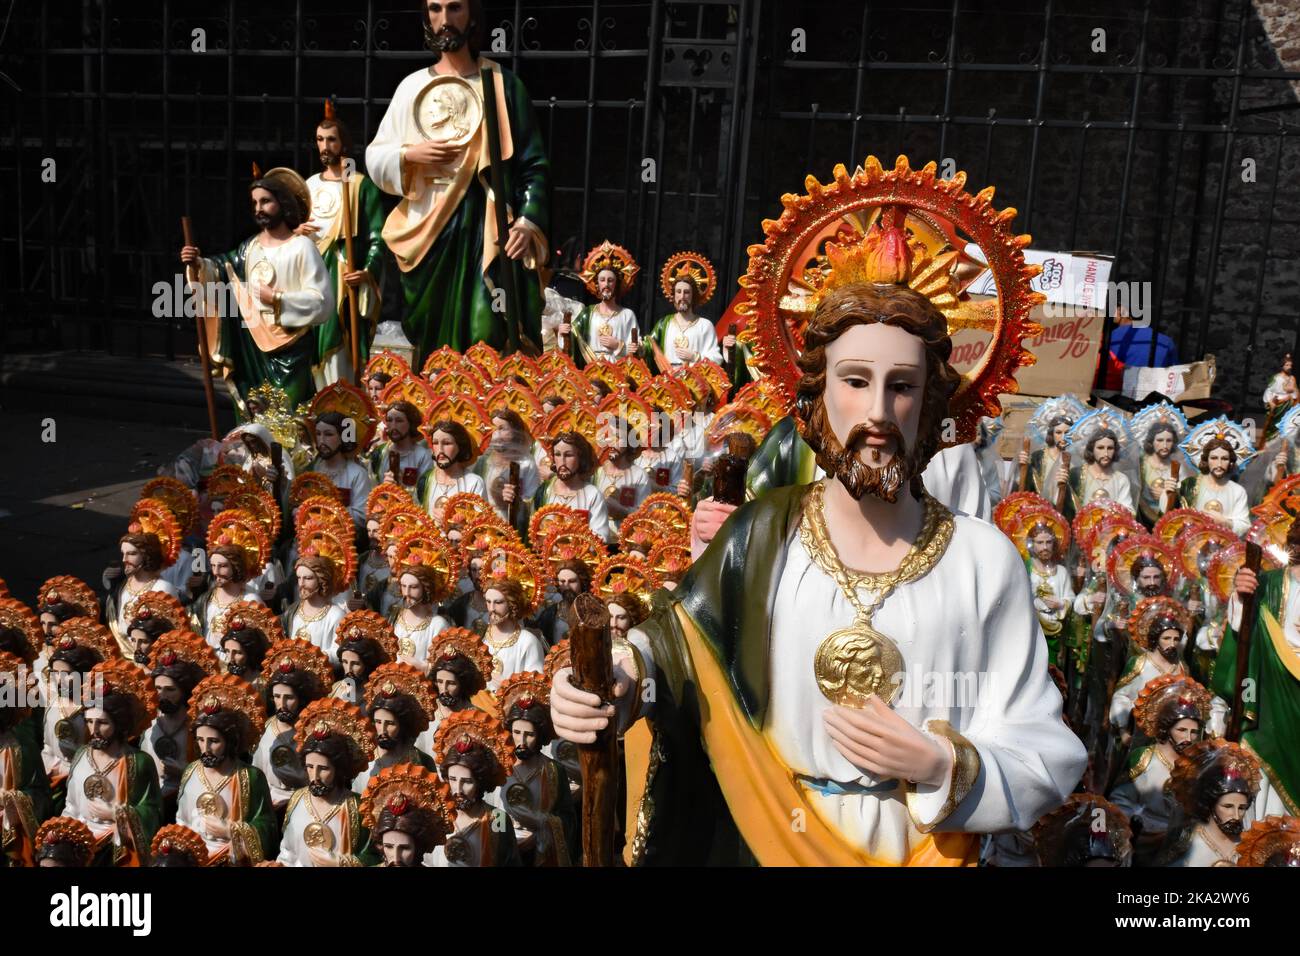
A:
<box><xmin>507</xmin><ymin>461</ymin><xmax>520</xmax><ymax>528</ymax></box>
<box><xmin>181</xmin><ymin>216</ymin><xmax>220</xmax><ymax>439</ymax></box>
<box><xmin>340</xmin><ymin>174</ymin><xmax>362</xmax><ymax>386</ymax></box>
<box><xmin>558</xmin><ymin>310</ymin><xmax>571</xmax><ymax>357</ymax></box>
<box><xmin>1164</xmin><ymin>458</ymin><xmax>1181</xmax><ymax>514</ymax></box>
<box><xmin>1055</xmin><ymin>450</ymin><xmax>1072</xmax><ymax>514</ymax></box>
<box><xmin>567</xmin><ymin>591</ymin><xmax>618</xmax><ymax>866</ymax></box>
<box><xmin>682</xmin><ymin>459</ymin><xmax>695</xmax><ymax>500</ymax></box>
<box><xmin>481</xmin><ymin>65</ymin><xmax>521</xmax><ymax>354</ymax></box>
<box><xmin>1018</xmin><ymin>437</ymin><xmax>1031</xmax><ymax>491</ymax></box>
<box><xmin>1227</xmin><ymin>542</ymin><xmax>1264</xmax><ymax>742</ymax></box>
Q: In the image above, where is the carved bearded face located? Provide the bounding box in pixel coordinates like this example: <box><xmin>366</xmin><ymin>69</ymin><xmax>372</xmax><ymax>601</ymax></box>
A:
<box><xmin>381</xmin><ymin>829</ymin><xmax>418</xmax><ymax>867</ymax></box>
<box><xmin>815</xmin><ymin>323</ymin><xmax>926</xmax><ymax>503</ymax></box>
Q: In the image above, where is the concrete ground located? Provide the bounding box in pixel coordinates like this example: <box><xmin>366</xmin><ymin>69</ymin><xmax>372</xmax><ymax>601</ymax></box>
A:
<box><xmin>0</xmin><ymin>410</ymin><xmax>209</xmax><ymax>607</ymax></box>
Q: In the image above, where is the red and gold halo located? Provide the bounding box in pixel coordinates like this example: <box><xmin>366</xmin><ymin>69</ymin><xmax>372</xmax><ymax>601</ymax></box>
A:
<box><xmin>660</xmin><ymin>250</ymin><xmax>717</xmax><ymax>305</ymax></box>
<box><xmin>539</xmin><ymin>527</ymin><xmax>607</xmax><ymax>576</ymax></box>
<box><xmin>294</xmin><ymin>697</ymin><xmax>377</xmax><ymax>764</ymax></box>
<box><xmin>393</xmin><ymin>530</ymin><xmax>460</xmax><ymax>603</ymax></box>
<box><xmin>141</xmin><ymin>477</ymin><xmax>200</xmax><ymax>535</ymax></box>
<box><xmin>261</xmin><ymin>638</ymin><xmax>333</xmax><ymax>694</ymax></box>
<box><xmin>496</xmin><ymin>670</ymin><xmax>550</xmax><ymax>718</ymax></box>
<box><xmin>734</xmin><ymin>378</ymin><xmax>788</xmax><ymax>423</ymax></box>
<box><xmin>1133</xmin><ymin>673</ymin><xmax>1211</xmax><ymax>740</ymax></box>
<box><xmin>308</xmin><ymin>381</ymin><xmax>380</xmax><ymax>454</ymax></box>
<box><xmin>498</xmin><ymin>352</ymin><xmax>542</xmax><ymax>386</ymax></box>
<box><xmin>464</xmin><ymin>342</ymin><xmax>503</xmax><ymax>380</ymax></box>
<box><xmin>1175</xmin><ymin>524</ymin><xmax>1238</xmax><ymax>581</ymax></box>
<box><xmin>207</xmin><ymin>508</ymin><xmax>273</xmax><ymax>572</ymax></box>
<box><xmin>189</xmin><ymin>672</ymin><xmax>266</xmax><ymax>740</ymax></box>
<box><xmin>428</xmin><ymin>627</ymin><xmax>494</xmax><ymax>684</ymax></box>
<box><xmin>0</xmin><ymin>598</ymin><xmax>43</xmax><ymax>664</ymax></box>
<box><xmin>536</xmin><ymin>370</ymin><xmax>587</xmax><ymax>405</ymax></box>
<box><xmin>288</xmin><ymin>472</ymin><xmax>341</xmax><ymax>509</ymax></box>
<box><xmin>224</xmin><ymin>487</ymin><xmax>282</xmax><ymax>542</ymax></box>
<box><xmin>1005</xmin><ymin>504</ymin><xmax>1071</xmax><ymax>560</ymax></box>
<box><xmin>294</xmin><ymin>495</ymin><xmax>353</xmax><ymax>541</ymax></box>
<box><xmin>539</xmin><ymin>403</ymin><xmax>600</xmax><ymax>451</ymax></box>
<box><xmin>152</xmin><ymin>824</ymin><xmax>210</xmax><ymax>866</ymax></box>
<box><xmin>480</xmin><ymin>544</ymin><xmax>547</xmax><ymax>616</ymax></box>
<box><xmin>631</xmin><ymin>493</ymin><xmax>692</xmax><ymax>536</ymax></box>
<box><xmin>1031</xmin><ymin>794</ymin><xmax>1132</xmax><ymax>868</ymax></box>
<box><xmin>379</xmin><ymin>500</ymin><xmax>437</xmax><ymax>544</ymax></box>
<box><xmin>1085</xmin><ymin>514</ymin><xmax>1143</xmax><ymax>567</ymax></box>
<box><xmin>585</xmin><ymin>359</ymin><xmax>628</xmax><ymax>394</ymax></box>
<box><xmin>706</xmin><ymin>401</ymin><xmax>773</xmax><ymax>447</ymax></box>
<box><xmin>1246</xmin><ymin>512</ymin><xmax>1294</xmax><ymax>569</ymax></box>
<box><xmin>420</xmin><ymin>345</ymin><xmax>464</xmax><ymax>379</ymax></box>
<box><xmin>1253</xmin><ymin>473</ymin><xmax>1300</xmax><ymax>522</ymax></box>
<box><xmin>367</xmin><ymin>482</ymin><xmax>411</xmax><ymax>520</ymax></box>
<box><xmin>619</xmin><ymin>515</ymin><xmax>669</xmax><ymax>553</ymax></box>
<box><xmin>529</xmin><ymin>504</ymin><xmax>593</xmax><ymax>545</ymax></box>
<box><xmin>1236</xmin><ymin>815</ymin><xmax>1300</xmax><ymax>868</ymax></box>
<box><xmin>617</xmin><ymin>356</ymin><xmax>654</xmax><ymax>391</ymax></box>
<box><xmin>1127</xmin><ymin>596</ymin><xmax>1193</xmax><ymax>651</ymax></box>
<box><xmin>336</xmin><ymin>609</ymin><xmax>398</xmax><ymax>664</ymax></box>
<box><xmin>581</xmin><ymin>240</ymin><xmax>640</xmax><ymax>298</ymax></box>
<box><xmin>992</xmin><ymin>490</ymin><xmax>1054</xmax><ymax>535</ymax></box>
<box><xmin>148</xmin><ymin>629</ymin><xmax>220</xmax><ymax>678</ymax></box>
<box><xmin>668</xmin><ymin>365</ymin><xmax>712</xmax><ymax>409</ymax></box>
<box><xmin>37</xmin><ymin>577</ymin><xmax>104</xmax><ymax>620</ymax></box>
<box><xmin>35</xmin><ymin>818</ymin><xmax>95</xmax><ymax>867</ymax></box>
<box><xmin>691</xmin><ymin>360</ymin><xmax>731</xmax><ymax>402</ymax></box>
<box><xmin>365</xmin><ymin>349</ymin><xmax>414</xmax><ymax>383</ymax></box>
<box><xmin>206</xmin><ymin>464</ymin><xmax>251</xmax><ymax>501</ymax></box>
<box><xmin>593</xmin><ymin>554</ymin><xmax>661</xmax><ymax>604</ymax></box>
<box><xmin>543</xmin><ymin>640</ymin><xmax>571</xmax><ymax>685</ymax></box>
<box><xmin>296</xmin><ymin>520</ymin><xmax>358</xmax><ymax>594</ymax></box>
<box><xmin>223</xmin><ymin>600</ymin><xmax>287</xmax><ymax>645</ymax></box>
<box><xmin>536</xmin><ymin>348</ymin><xmax>578</xmax><ymax>379</ymax></box>
<box><xmin>84</xmin><ymin>658</ymin><xmax>158</xmax><ymax>736</ymax></box>
<box><xmin>129</xmin><ymin>498</ymin><xmax>183</xmax><ymax>565</ymax></box>
<box><xmin>1065</xmin><ymin>499</ymin><xmax>1131</xmax><ymax>554</ymax></box>
<box><xmin>359</xmin><ymin>762</ymin><xmax>457</xmax><ymax>838</ymax></box>
<box><xmin>365</xmin><ymin>661</ymin><xmax>436</xmax><ymax>728</ymax></box>
<box><xmin>422</xmin><ymin>393</ymin><xmax>492</xmax><ymax>456</ymax></box>
<box><xmin>428</xmin><ymin>368</ymin><xmax>488</xmax><ymax>403</ymax></box>
<box><xmin>1153</xmin><ymin>508</ymin><xmax>1215</xmax><ymax>547</ymax></box>
<box><xmin>1108</xmin><ymin>533</ymin><xmax>1178</xmax><ymax>595</ymax></box>
<box><xmin>598</xmin><ymin>389</ymin><xmax>655</xmax><ymax>453</ymax></box>
<box><xmin>484</xmin><ymin>383</ymin><xmax>544</xmax><ymax>433</ymax></box>
<box><xmin>379</xmin><ymin>374</ymin><xmax>438</xmax><ymax>425</ymax></box>
<box><xmin>54</xmin><ymin>617</ymin><xmax>118</xmax><ymax>664</ymax></box>
<box><xmin>462</xmin><ymin>515</ymin><xmax>521</xmax><ymax>556</ymax></box>
<box><xmin>441</xmin><ymin>492</ymin><xmax>494</xmax><ymax>530</ymax></box>
<box><xmin>648</xmin><ymin>540</ymin><xmax>693</xmax><ymax>581</ymax></box>
<box><xmin>432</xmin><ymin>708</ymin><xmax>515</xmax><ymax>786</ymax></box>
<box><xmin>0</xmin><ymin>651</ymin><xmax>32</xmax><ymax>721</ymax></box>
<box><xmin>1170</xmin><ymin>739</ymin><xmax>1261</xmax><ymax>814</ymax></box>
<box><xmin>1206</xmin><ymin>542</ymin><xmax>1248</xmax><ymax>604</ymax></box>
<box><xmin>737</xmin><ymin>155</ymin><xmax>1045</xmax><ymax>444</ymax></box>
<box><xmin>125</xmin><ymin>590</ymin><xmax>190</xmax><ymax>635</ymax></box>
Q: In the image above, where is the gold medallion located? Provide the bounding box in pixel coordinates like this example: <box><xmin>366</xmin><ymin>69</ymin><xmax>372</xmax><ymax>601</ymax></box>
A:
<box><xmin>1091</xmin><ymin>487</ymin><xmax>1110</xmax><ymax>500</ymax></box>
<box><xmin>1151</xmin><ymin>477</ymin><xmax>1165</xmax><ymax>493</ymax></box>
<box><xmin>813</xmin><ymin>622</ymin><xmax>905</xmax><ymax>708</ymax></box>
<box><xmin>673</xmin><ymin>334</ymin><xmax>689</xmax><ymax>352</ymax></box>
<box><xmin>271</xmin><ymin>744</ymin><xmax>296</xmax><ymax>770</ymax></box>
<box><xmin>597</xmin><ymin>323</ymin><xmax>612</xmax><ymax>338</ymax></box>
<box><xmin>506</xmin><ymin>783</ymin><xmax>532</xmax><ymax>808</ymax></box>
<box><xmin>249</xmin><ymin>258</ymin><xmax>276</xmax><ymax>290</ymax></box>
<box><xmin>399</xmin><ymin>637</ymin><xmax>416</xmax><ymax>658</ymax></box>
<box><xmin>294</xmin><ymin>627</ymin><xmax>311</xmax><ymax>642</ymax></box>
<box><xmin>302</xmin><ymin>820</ymin><xmax>335</xmax><ymax>851</ymax></box>
<box><xmin>412</xmin><ymin>74</ymin><xmax>483</xmax><ymax>148</ymax></box>
<box><xmin>311</xmin><ymin>185</ymin><xmax>339</xmax><ymax>221</ymax></box>
<box><xmin>196</xmin><ymin>791</ymin><xmax>227</xmax><ymax>818</ymax></box>
<box><xmin>444</xmin><ymin>835</ymin><xmax>468</xmax><ymax>864</ymax></box>
<box><xmin>55</xmin><ymin>718</ymin><xmax>75</xmax><ymax>743</ymax></box>
<box><xmin>153</xmin><ymin>735</ymin><xmax>178</xmax><ymax>760</ymax></box>
<box><xmin>1205</xmin><ymin>499</ymin><xmax>1223</xmax><ymax>513</ymax></box>
<box><xmin>83</xmin><ymin>772</ymin><xmax>113</xmax><ymax>802</ymax></box>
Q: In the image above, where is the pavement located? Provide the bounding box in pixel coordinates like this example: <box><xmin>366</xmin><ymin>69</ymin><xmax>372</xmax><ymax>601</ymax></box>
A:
<box><xmin>0</xmin><ymin>409</ymin><xmax>209</xmax><ymax>606</ymax></box>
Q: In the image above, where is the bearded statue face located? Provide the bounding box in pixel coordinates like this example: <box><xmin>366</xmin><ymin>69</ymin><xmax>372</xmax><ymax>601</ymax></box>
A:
<box><xmin>813</xmin><ymin>322</ymin><xmax>927</xmax><ymax>503</ymax></box>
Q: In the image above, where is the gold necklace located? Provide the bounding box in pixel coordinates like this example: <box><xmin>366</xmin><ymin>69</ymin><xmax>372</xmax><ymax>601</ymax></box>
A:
<box><xmin>485</xmin><ymin>625</ymin><xmax>522</xmax><ymax>651</ymax></box>
<box><xmin>82</xmin><ymin>751</ymin><xmax>122</xmax><ymax>801</ymax></box>
<box><xmin>799</xmin><ymin>481</ymin><xmax>953</xmax><ymax>707</ymax></box>
<box><xmin>297</xmin><ymin>602</ymin><xmax>330</xmax><ymax>624</ymax></box>
<box><xmin>196</xmin><ymin>765</ymin><xmax>232</xmax><ymax>818</ymax></box>
<box><xmin>303</xmin><ymin>794</ymin><xmax>344</xmax><ymax>851</ymax></box>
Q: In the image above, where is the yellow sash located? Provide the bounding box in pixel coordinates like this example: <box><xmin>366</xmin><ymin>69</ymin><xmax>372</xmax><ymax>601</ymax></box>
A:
<box><xmin>1260</xmin><ymin>604</ymin><xmax>1300</xmax><ymax>681</ymax></box>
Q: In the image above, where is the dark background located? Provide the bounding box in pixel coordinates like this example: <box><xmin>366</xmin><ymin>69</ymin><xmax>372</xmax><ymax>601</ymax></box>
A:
<box><xmin>1</xmin><ymin>0</ymin><xmax>1298</xmax><ymax>411</ymax></box>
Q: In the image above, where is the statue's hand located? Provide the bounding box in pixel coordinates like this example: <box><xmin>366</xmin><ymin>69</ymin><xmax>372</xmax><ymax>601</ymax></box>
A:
<box><xmin>404</xmin><ymin>141</ymin><xmax>460</xmax><ymax>166</ymax></box>
<box><xmin>293</xmin><ymin>223</ymin><xmax>318</xmax><ymax>238</ymax></box>
<box><xmin>550</xmin><ymin>666</ymin><xmax>618</xmax><ymax>744</ymax></box>
<box><xmin>1234</xmin><ymin>567</ymin><xmax>1258</xmax><ymax>598</ymax></box>
<box><xmin>823</xmin><ymin>697</ymin><xmax>951</xmax><ymax>788</ymax></box>
<box><xmin>690</xmin><ymin>497</ymin><xmax>737</xmax><ymax>559</ymax></box>
<box><xmin>504</xmin><ymin>220</ymin><xmax>532</xmax><ymax>261</ymax></box>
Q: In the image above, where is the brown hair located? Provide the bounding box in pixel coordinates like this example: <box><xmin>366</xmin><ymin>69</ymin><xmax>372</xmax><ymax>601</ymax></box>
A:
<box><xmin>211</xmin><ymin>544</ymin><xmax>248</xmax><ymax>583</ymax></box>
<box><xmin>428</xmin><ymin>420</ymin><xmax>476</xmax><ymax>465</ymax></box>
<box><xmin>296</xmin><ymin>554</ymin><xmax>338</xmax><ymax>596</ymax></box>
<box><xmin>554</xmin><ymin>558</ymin><xmax>592</xmax><ymax>592</ymax></box>
<box><xmin>1199</xmin><ymin>437</ymin><xmax>1238</xmax><ymax>474</ymax></box>
<box><xmin>551</xmin><ymin>431</ymin><xmax>597</xmax><ymax>480</ymax></box>
<box><xmin>120</xmin><ymin>532</ymin><xmax>164</xmax><ymax>572</ymax></box>
<box><xmin>481</xmin><ymin>577</ymin><xmax>528</xmax><ymax>621</ymax></box>
<box><xmin>793</xmin><ymin>284</ymin><xmax>959</xmax><ymax>494</ymax></box>
<box><xmin>398</xmin><ymin>563</ymin><xmax>446</xmax><ymax>605</ymax></box>
<box><xmin>386</xmin><ymin>400</ymin><xmax>424</xmax><ymax>433</ymax></box>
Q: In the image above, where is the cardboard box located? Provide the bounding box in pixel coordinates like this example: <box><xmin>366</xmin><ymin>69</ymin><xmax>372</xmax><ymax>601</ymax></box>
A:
<box><xmin>952</xmin><ymin>250</ymin><xmax>1113</xmax><ymax>401</ymax></box>
<box><xmin>1121</xmin><ymin>356</ymin><xmax>1216</xmax><ymax>403</ymax></box>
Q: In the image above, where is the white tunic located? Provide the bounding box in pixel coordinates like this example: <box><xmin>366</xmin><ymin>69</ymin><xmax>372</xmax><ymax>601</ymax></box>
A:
<box><xmin>425</xmin><ymin>470</ymin><xmax>488</xmax><ymax>521</ymax></box>
<box><xmin>1109</xmin><ymin>747</ymin><xmax>1176</xmax><ymax>832</ymax></box>
<box><xmin>631</xmin><ymin>505</ymin><xmax>1087</xmax><ymax>864</ymax></box>
<box><xmin>140</xmin><ymin>713</ymin><xmax>190</xmax><ymax>798</ymax></box>
<box><xmin>252</xmin><ymin>722</ymin><xmax>307</xmax><ymax>809</ymax></box>
<box><xmin>114</xmin><ymin>578</ymin><xmax>181</xmax><ymax>639</ymax></box>
<box><xmin>539</xmin><ymin>480</ymin><xmax>614</xmax><ymax>543</ymax></box>
<box><xmin>309</xmin><ymin>457</ymin><xmax>374</xmax><ymax>528</ymax></box>
<box><xmin>1030</xmin><ymin>562</ymin><xmax>1075</xmax><ymax>629</ymax></box>
<box><xmin>393</xmin><ymin>612</ymin><xmax>452</xmax><ymax>670</ymax></box>
<box><xmin>1077</xmin><ymin>468</ymin><xmax>1136</xmax><ymax>513</ymax></box>
<box><xmin>637</xmin><ymin>447</ymin><xmax>685</xmax><ymax>496</ymax></box>
<box><xmin>595</xmin><ymin>462</ymin><xmax>652</xmax><ymax>530</ymax></box>
<box><xmin>63</xmin><ymin>749</ymin><xmax>130</xmax><ymax>847</ymax></box>
<box><xmin>584</xmin><ymin>306</ymin><xmax>639</xmax><ymax>359</ymax></box>
<box><xmin>41</xmin><ymin>701</ymin><xmax>85</xmax><ymax>780</ymax></box>
<box><xmin>661</xmin><ymin>315</ymin><xmax>722</xmax><ymax>366</ymax></box>
<box><xmin>1187</xmin><ymin>477</ymin><xmax>1250</xmax><ymax>536</ymax></box>
<box><xmin>375</xmin><ymin>440</ymin><xmax>435</xmax><ymax>495</ymax></box>
<box><xmin>276</xmin><ymin>791</ymin><xmax>358</xmax><ymax>866</ymax></box>
<box><xmin>201</xmin><ymin>586</ymin><xmax>264</xmax><ymax>647</ymax></box>
<box><xmin>1165</xmin><ymin>826</ymin><xmax>1239</xmax><ymax>867</ymax></box>
<box><xmin>485</xmin><ymin>627</ymin><xmax>547</xmax><ymax>691</ymax></box>
<box><xmin>287</xmin><ymin>601</ymin><xmax>347</xmax><ymax>663</ymax></box>
<box><xmin>176</xmin><ymin>764</ymin><xmax>242</xmax><ymax>860</ymax></box>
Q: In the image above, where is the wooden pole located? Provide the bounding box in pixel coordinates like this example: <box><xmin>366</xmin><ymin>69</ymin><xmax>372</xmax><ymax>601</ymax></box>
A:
<box><xmin>1018</xmin><ymin>437</ymin><xmax>1031</xmax><ymax>491</ymax></box>
<box><xmin>480</xmin><ymin>66</ymin><xmax>521</xmax><ymax>354</ymax></box>
<box><xmin>1055</xmin><ymin>450</ymin><xmax>1072</xmax><ymax>514</ymax></box>
<box><xmin>1227</xmin><ymin>542</ymin><xmax>1263</xmax><ymax>742</ymax></box>
<box><xmin>181</xmin><ymin>216</ymin><xmax>220</xmax><ymax>439</ymax></box>
<box><xmin>1165</xmin><ymin>458</ymin><xmax>1181</xmax><ymax>514</ymax></box>
<box><xmin>340</xmin><ymin>175</ymin><xmax>362</xmax><ymax>386</ymax></box>
<box><xmin>567</xmin><ymin>591</ymin><xmax>618</xmax><ymax>866</ymax></box>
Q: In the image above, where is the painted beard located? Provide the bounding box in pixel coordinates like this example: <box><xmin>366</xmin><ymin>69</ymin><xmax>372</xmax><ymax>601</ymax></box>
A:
<box><xmin>453</xmin><ymin>792</ymin><xmax>479</xmax><ymax>810</ymax></box>
<box><xmin>376</xmin><ymin>734</ymin><xmax>399</xmax><ymax>751</ymax></box>
<box><xmin>425</xmin><ymin>23</ymin><xmax>469</xmax><ymax>54</ymax></box>
<box><xmin>308</xmin><ymin>780</ymin><xmax>333</xmax><ymax>797</ymax></box>
<box><xmin>275</xmin><ymin>708</ymin><xmax>298</xmax><ymax>725</ymax></box>
<box><xmin>199</xmin><ymin>752</ymin><xmax>225</xmax><ymax>768</ymax></box>
<box><xmin>1215</xmin><ymin>815</ymin><xmax>1245</xmax><ymax>838</ymax></box>
<box><xmin>434</xmin><ymin>453</ymin><xmax>454</xmax><ymax>469</ymax></box>
<box><xmin>554</xmin><ymin>463</ymin><xmax>575</xmax><ymax>481</ymax></box>
<box><xmin>226</xmin><ymin>661</ymin><xmax>247</xmax><ymax>677</ymax></box>
<box><xmin>814</xmin><ymin>419</ymin><xmax>913</xmax><ymax>503</ymax></box>
<box><xmin>254</xmin><ymin>210</ymin><xmax>284</xmax><ymax>230</ymax></box>
<box><xmin>514</xmin><ymin>744</ymin><xmax>537</xmax><ymax>761</ymax></box>
<box><xmin>1159</xmin><ymin>645</ymin><xmax>1181</xmax><ymax>664</ymax></box>
<box><xmin>133</xmin><ymin>649</ymin><xmax>151</xmax><ymax>665</ymax></box>
<box><xmin>89</xmin><ymin>735</ymin><xmax>113</xmax><ymax>750</ymax></box>
<box><xmin>437</xmin><ymin>693</ymin><xmax>462</xmax><ymax>708</ymax></box>
<box><xmin>1172</xmin><ymin>736</ymin><xmax>1197</xmax><ymax>754</ymax></box>
<box><xmin>158</xmin><ymin>698</ymin><xmax>182</xmax><ymax>716</ymax></box>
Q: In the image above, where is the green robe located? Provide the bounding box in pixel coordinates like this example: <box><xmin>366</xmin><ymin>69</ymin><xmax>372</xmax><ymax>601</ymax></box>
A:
<box><xmin>177</xmin><ymin>760</ymin><xmax>280</xmax><ymax>864</ymax></box>
<box><xmin>746</xmin><ymin>416</ymin><xmax>818</xmax><ymax>501</ymax></box>
<box><xmin>67</xmin><ymin>746</ymin><xmax>162</xmax><ymax>865</ymax></box>
<box><xmin>1</xmin><ymin>716</ymin><xmax>52</xmax><ymax>866</ymax></box>
<box><xmin>394</xmin><ymin>66</ymin><xmax>550</xmax><ymax>365</ymax></box>
<box><xmin>1211</xmin><ymin>568</ymin><xmax>1300</xmax><ymax>813</ymax></box>
<box><xmin>310</xmin><ymin>173</ymin><xmax>387</xmax><ymax>372</ymax></box>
